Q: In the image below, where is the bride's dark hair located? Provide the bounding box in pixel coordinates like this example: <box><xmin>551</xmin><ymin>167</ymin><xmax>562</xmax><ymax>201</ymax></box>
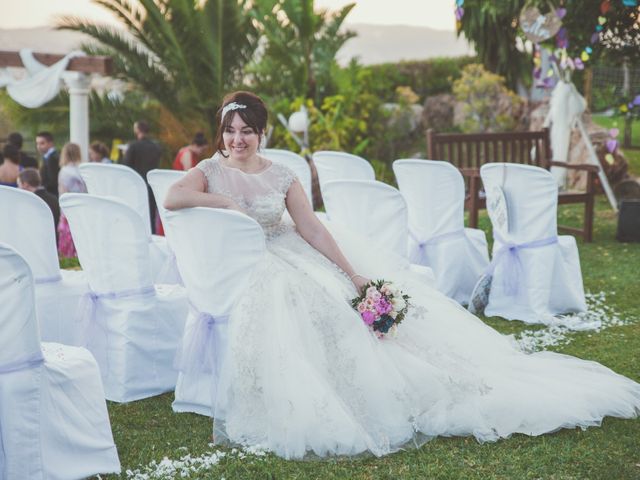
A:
<box><xmin>215</xmin><ymin>91</ymin><xmax>268</xmax><ymax>156</ymax></box>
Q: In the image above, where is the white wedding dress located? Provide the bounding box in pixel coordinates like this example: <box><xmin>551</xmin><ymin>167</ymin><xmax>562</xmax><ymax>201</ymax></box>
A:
<box><xmin>196</xmin><ymin>156</ymin><xmax>640</xmax><ymax>459</ymax></box>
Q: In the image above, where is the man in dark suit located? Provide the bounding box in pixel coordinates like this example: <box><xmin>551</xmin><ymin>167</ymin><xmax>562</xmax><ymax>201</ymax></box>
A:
<box><xmin>8</xmin><ymin>132</ymin><xmax>38</xmax><ymax>169</ymax></box>
<box><xmin>35</xmin><ymin>131</ymin><xmax>60</xmax><ymax>197</ymax></box>
<box><xmin>123</xmin><ymin>120</ymin><xmax>162</xmax><ymax>233</ymax></box>
<box><xmin>17</xmin><ymin>168</ymin><xmax>61</xmax><ymax>240</ymax></box>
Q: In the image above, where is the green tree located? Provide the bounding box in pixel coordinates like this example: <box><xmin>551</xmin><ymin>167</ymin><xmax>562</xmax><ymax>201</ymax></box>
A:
<box><xmin>457</xmin><ymin>0</ymin><xmax>531</xmax><ymax>91</ymax></box>
<box><xmin>248</xmin><ymin>0</ymin><xmax>355</xmax><ymax>102</ymax></box>
<box><xmin>458</xmin><ymin>1</ymin><xmax>640</xmax><ymax>86</ymax></box>
<box><xmin>59</xmin><ymin>0</ymin><xmax>258</xmax><ymax>137</ymax></box>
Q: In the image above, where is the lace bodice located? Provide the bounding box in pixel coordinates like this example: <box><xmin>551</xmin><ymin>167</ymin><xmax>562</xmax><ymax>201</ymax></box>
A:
<box><xmin>196</xmin><ymin>156</ymin><xmax>296</xmax><ymax>237</ymax></box>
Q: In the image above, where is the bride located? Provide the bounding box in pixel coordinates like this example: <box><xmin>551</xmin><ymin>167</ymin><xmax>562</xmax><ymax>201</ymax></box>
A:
<box><xmin>164</xmin><ymin>91</ymin><xmax>640</xmax><ymax>459</ymax></box>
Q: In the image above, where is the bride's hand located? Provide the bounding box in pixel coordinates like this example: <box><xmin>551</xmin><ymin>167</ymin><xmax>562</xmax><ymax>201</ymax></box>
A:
<box><xmin>351</xmin><ymin>274</ymin><xmax>371</xmax><ymax>294</ymax></box>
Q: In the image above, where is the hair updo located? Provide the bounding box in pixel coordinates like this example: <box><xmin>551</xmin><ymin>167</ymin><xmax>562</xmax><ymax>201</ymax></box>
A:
<box><xmin>214</xmin><ymin>91</ymin><xmax>268</xmax><ymax>155</ymax></box>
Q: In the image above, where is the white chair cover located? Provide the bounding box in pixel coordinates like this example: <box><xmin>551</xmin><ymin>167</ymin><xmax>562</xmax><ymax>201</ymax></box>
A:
<box><xmin>147</xmin><ymin>169</ymin><xmax>187</xmax><ymax>284</ymax></box>
<box><xmin>0</xmin><ymin>186</ymin><xmax>88</xmax><ymax>345</ymax></box>
<box><xmin>147</xmin><ymin>169</ymin><xmax>187</xmax><ymax>229</ymax></box>
<box><xmin>262</xmin><ymin>149</ymin><xmax>313</xmax><ymax>205</ymax></box>
<box><xmin>321</xmin><ymin>179</ymin><xmax>435</xmax><ymax>284</ymax></box>
<box><xmin>79</xmin><ymin>162</ymin><xmax>171</xmax><ymax>282</ymax></box>
<box><xmin>0</xmin><ymin>243</ymin><xmax>120</xmax><ymax>479</ymax></box>
<box><xmin>312</xmin><ymin>151</ymin><xmax>375</xmax><ymax>195</ymax></box>
<box><xmin>164</xmin><ymin>208</ymin><xmax>266</xmax><ymax>417</ymax></box>
<box><xmin>59</xmin><ymin>193</ymin><xmax>188</xmax><ymax>402</ymax></box>
<box><xmin>393</xmin><ymin>159</ymin><xmax>490</xmax><ymax>304</ymax></box>
<box><xmin>322</xmin><ymin>180</ymin><xmax>408</xmax><ymax>257</ymax></box>
<box><xmin>480</xmin><ymin>163</ymin><xmax>587</xmax><ymax>323</ymax></box>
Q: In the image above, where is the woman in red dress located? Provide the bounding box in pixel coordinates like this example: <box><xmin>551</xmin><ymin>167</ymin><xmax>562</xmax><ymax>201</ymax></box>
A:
<box><xmin>172</xmin><ymin>132</ymin><xmax>208</xmax><ymax>171</ymax></box>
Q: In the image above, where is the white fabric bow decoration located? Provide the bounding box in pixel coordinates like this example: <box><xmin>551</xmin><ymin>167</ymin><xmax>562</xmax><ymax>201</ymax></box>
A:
<box><xmin>0</xmin><ymin>49</ymin><xmax>85</xmax><ymax>108</ymax></box>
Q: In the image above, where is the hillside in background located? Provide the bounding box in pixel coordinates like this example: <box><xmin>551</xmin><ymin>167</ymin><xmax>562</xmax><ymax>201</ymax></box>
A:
<box><xmin>0</xmin><ymin>24</ymin><xmax>474</xmax><ymax>66</ymax></box>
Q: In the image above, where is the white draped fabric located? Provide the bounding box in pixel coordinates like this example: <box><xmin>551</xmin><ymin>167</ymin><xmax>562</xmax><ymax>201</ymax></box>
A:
<box><xmin>0</xmin><ymin>243</ymin><xmax>120</xmax><ymax>479</ymax></box>
<box><xmin>0</xmin><ymin>186</ymin><xmax>88</xmax><ymax>345</ymax></box>
<box><xmin>545</xmin><ymin>81</ymin><xmax>586</xmax><ymax>188</ymax></box>
<box><xmin>164</xmin><ymin>208</ymin><xmax>266</xmax><ymax>417</ymax></box>
<box><xmin>59</xmin><ymin>193</ymin><xmax>188</xmax><ymax>402</ymax></box>
<box><xmin>0</xmin><ymin>49</ymin><xmax>84</xmax><ymax>108</ymax></box>
<box><xmin>480</xmin><ymin>163</ymin><xmax>587</xmax><ymax>323</ymax></box>
<box><xmin>190</xmin><ymin>156</ymin><xmax>639</xmax><ymax>459</ymax></box>
<box><xmin>393</xmin><ymin>159</ymin><xmax>489</xmax><ymax>304</ymax></box>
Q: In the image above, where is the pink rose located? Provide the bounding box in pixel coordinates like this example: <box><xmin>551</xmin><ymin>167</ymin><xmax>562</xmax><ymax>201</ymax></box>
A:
<box><xmin>361</xmin><ymin>310</ymin><xmax>376</xmax><ymax>325</ymax></box>
<box><xmin>357</xmin><ymin>302</ymin><xmax>366</xmax><ymax>313</ymax></box>
<box><xmin>366</xmin><ymin>286</ymin><xmax>379</xmax><ymax>299</ymax></box>
<box><xmin>374</xmin><ymin>298</ymin><xmax>391</xmax><ymax>315</ymax></box>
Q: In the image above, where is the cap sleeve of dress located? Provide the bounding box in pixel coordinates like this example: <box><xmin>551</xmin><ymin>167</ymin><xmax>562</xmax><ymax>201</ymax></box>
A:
<box><xmin>272</xmin><ymin>163</ymin><xmax>297</xmax><ymax>195</ymax></box>
<box><xmin>194</xmin><ymin>155</ymin><xmax>221</xmax><ymax>192</ymax></box>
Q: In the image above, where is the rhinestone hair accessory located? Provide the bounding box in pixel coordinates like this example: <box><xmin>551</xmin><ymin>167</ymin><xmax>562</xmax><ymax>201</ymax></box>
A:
<box><xmin>221</xmin><ymin>102</ymin><xmax>247</xmax><ymax>124</ymax></box>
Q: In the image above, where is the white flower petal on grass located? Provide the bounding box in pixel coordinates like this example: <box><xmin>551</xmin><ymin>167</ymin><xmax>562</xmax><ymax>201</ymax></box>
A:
<box><xmin>125</xmin><ymin>446</ymin><xmax>269</xmax><ymax>480</ymax></box>
<box><xmin>512</xmin><ymin>292</ymin><xmax>634</xmax><ymax>353</ymax></box>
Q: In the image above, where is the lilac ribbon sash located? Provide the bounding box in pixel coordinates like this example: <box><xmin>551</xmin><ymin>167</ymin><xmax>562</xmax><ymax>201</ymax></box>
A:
<box><xmin>409</xmin><ymin>228</ymin><xmax>466</xmax><ymax>264</ymax></box>
<box><xmin>76</xmin><ymin>285</ymin><xmax>156</xmax><ymax>326</ymax></box>
<box><xmin>174</xmin><ymin>305</ymin><xmax>229</xmax><ymax>381</ymax></box>
<box><xmin>76</xmin><ymin>285</ymin><xmax>156</xmax><ymax>359</ymax></box>
<box><xmin>0</xmin><ymin>352</ymin><xmax>44</xmax><ymax>374</ymax></box>
<box><xmin>486</xmin><ymin>233</ymin><xmax>558</xmax><ymax>296</ymax></box>
<box><xmin>34</xmin><ymin>273</ymin><xmax>62</xmax><ymax>285</ymax></box>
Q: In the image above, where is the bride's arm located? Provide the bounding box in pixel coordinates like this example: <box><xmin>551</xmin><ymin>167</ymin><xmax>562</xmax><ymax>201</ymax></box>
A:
<box><xmin>164</xmin><ymin>168</ymin><xmax>245</xmax><ymax>212</ymax></box>
<box><xmin>286</xmin><ymin>179</ymin><xmax>369</xmax><ymax>291</ymax></box>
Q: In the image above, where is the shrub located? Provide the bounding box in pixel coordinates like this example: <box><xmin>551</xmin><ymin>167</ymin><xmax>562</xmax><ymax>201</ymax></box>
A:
<box><xmin>362</xmin><ymin>56</ymin><xmax>477</xmax><ymax>103</ymax></box>
<box><xmin>452</xmin><ymin>63</ymin><xmax>524</xmax><ymax>133</ymax></box>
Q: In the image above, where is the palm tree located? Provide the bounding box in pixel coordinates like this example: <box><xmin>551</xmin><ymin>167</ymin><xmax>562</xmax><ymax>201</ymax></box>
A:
<box><xmin>248</xmin><ymin>0</ymin><xmax>355</xmax><ymax>102</ymax></box>
<box><xmin>457</xmin><ymin>0</ymin><xmax>531</xmax><ymax>91</ymax></box>
<box><xmin>59</xmin><ymin>0</ymin><xmax>258</xmax><ymax>136</ymax></box>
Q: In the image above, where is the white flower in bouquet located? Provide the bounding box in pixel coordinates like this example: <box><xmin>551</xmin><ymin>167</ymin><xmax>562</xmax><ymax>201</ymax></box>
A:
<box><xmin>392</xmin><ymin>296</ymin><xmax>406</xmax><ymax>311</ymax></box>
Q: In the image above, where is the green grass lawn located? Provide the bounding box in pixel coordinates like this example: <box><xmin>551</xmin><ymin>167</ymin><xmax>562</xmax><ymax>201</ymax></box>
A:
<box><xmin>76</xmin><ymin>197</ymin><xmax>639</xmax><ymax>480</ymax></box>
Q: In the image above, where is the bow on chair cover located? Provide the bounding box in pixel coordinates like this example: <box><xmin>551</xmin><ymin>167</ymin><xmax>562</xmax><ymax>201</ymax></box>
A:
<box><xmin>174</xmin><ymin>305</ymin><xmax>230</xmax><ymax>387</ymax></box>
<box><xmin>0</xmin><ymin>49</ymin><xmax>84</xmax><ymax>108</ymax></box>
<box><xmin>486</xmin><ymin>233</ymin><xmax>559</xmax><ymax>297</ymax></box>
<box><xmin>408</xmin><ymin>229</ymin><xmax>466</xmax><ymax>265</ymax></box>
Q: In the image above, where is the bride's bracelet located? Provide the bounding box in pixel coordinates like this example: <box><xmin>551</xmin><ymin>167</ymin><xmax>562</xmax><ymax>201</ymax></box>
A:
<box><xmin>349</xmin><ymin>273</ymin><xmax>366</xmax><ymax>281</ymax></box>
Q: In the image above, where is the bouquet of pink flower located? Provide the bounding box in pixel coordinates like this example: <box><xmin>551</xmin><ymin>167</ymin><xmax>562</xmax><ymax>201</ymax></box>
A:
<box><xmin>351</xmin><ymin>280</ymin><xmax>410</xmax><ymax>338</ymax></box>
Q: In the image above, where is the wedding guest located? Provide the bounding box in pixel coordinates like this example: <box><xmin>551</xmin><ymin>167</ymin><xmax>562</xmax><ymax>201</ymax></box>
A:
<box><xmin>8</xmin><ymin>132</ymin><xmax>38</xmax><ymax>169</ymax></box>
<box><xmin>17</xmin><ymin>168</ymin><xmax>60</xmax><ymax>236</ymax></box>
<box><xmin>124</xmin><ymin>120</ymin><xmax>162</xmax><ymax>233</ymax></box>
<box><xmin>89</xmin><ymin>141</ymin><xmax>112</xmax><ymax>163</ymax></box>
<box><xmin>57</xmin><ymin>142</ymin><xmax>87</xmax><ymax>257</ymax></box>
<box><xmin>172</xmin><ymin>132</ymin><xmax>208</xmax><ymax>171</ymax></box>
<box><xmin>36</xmin><ymin>131</ymin><xmax>60</xmax><ymax>197</ymax></box>
<box><xmin>0</xmin><ymin>145</ymin><xmax>21</xmax><ymax>187</ymax></box>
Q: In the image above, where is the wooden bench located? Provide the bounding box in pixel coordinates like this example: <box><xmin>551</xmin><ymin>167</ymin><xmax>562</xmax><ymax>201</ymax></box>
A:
<box><xmin>426</xmin><ymin>128</ymin><xmax>598</xmax><ymax>242</ymax></box>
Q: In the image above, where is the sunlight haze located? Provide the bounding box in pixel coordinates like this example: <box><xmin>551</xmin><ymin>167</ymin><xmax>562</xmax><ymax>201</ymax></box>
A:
<box><xmin>0</xmin><ymin>0</ymin><xmax>455</xmax><ymax>31</ymax></box>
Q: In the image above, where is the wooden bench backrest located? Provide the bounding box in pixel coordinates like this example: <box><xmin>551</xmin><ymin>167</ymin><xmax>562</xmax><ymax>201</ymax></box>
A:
<box><xmin>426</xmin><ymin>128</ymin><xmax>552</xmax><ymax>170</ymax></box>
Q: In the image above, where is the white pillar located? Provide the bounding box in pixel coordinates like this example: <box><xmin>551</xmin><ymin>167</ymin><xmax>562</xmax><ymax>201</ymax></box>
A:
<box><xmin>65</xmin><ymin>72</ymin><xmax>91</xmax><ymax>162</ymax></box>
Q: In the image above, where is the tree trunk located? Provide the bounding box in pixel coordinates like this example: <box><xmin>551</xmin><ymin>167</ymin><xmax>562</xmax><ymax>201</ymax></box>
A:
<box><xmin>622</xmin><ymin>58</ymin><xmax>632</xmax><ymax>148</ymax></box>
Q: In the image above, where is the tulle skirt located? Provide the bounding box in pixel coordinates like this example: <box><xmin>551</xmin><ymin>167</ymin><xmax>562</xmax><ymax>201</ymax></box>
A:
<box><xmin>212</xmin><ymin>224</ymin><xmax>640</xmax><ymax>459</ymax></box>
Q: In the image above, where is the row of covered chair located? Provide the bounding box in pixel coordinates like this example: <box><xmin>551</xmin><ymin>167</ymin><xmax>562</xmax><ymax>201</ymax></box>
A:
<box><xmin>1</xmin><ymin>155</ymin><xmax>587</xmax><ymax>427</ymax></box>
<box><xmin>260</xmin><ymin>150</ymin><xmax>586</xmax><ymax>323</ymax></box>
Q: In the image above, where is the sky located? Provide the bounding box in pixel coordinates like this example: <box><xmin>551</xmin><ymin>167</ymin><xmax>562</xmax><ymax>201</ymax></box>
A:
<box><xmin>0</xmin><ymin>0</ymin><xmax>456</xmax><ymax>31</ymax></box>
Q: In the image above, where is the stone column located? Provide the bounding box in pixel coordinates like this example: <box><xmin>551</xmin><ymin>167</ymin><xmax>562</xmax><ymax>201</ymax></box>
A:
<box><xmin>65</xmin><ymin>72</ymin><xmax>91</xmax><ymax>162</ymax></box>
